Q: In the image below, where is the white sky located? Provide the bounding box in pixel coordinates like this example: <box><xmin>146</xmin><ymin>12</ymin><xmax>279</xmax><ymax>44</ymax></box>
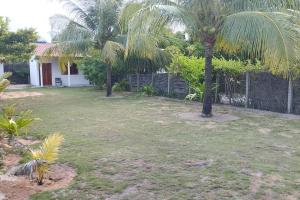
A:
<box><xmin>0</xmin><ymin>0</ymin><xmax>64</xmax><ymax>42</ymax></box>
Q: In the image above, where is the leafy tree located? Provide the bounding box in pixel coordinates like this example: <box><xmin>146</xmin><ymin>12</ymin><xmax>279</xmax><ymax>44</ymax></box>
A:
<box><xmin>0</xmin><ymin>17</ymin><xmax>37</xmax><ymax>63</ymax></box>
<box><xmin>128</xmin><ymin>0</ymin><xmax>300</xmax><ymax>117</ymax></box>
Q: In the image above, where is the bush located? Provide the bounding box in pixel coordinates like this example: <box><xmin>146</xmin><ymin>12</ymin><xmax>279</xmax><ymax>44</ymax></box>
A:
<box><xmin>141</xmin><ymin>85</ymin><xmax>154</xmax><ymax>96</ymax></box>
<box><xmin>78</xmin><ymin>54</ymin><xmax>107</xmax><ymax>89</ymax></box>
<box><xmin>168</xmin><ymin>55</ymin><xmax>205</xmax><ymax>88</ymax></box>
<box><xmin>112</xmin><ymin>80</ymin><xmax>130</xmax><ymax>92</ymax></box>
<box><xmin>0</xmin><ymin>104</ymin><xmax>38</xmax><ymax>142</ymax></box>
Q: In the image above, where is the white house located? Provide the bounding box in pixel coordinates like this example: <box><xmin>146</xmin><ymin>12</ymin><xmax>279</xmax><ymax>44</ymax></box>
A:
<box><xmin>0</xmin><ymin>43</ymin><xmax>90</xmax><ymax>87</ymax></box>
<box><xmin>29</xmin><ymin>43</ymin><xmax>90</xmax><ymax>87</ymax></box>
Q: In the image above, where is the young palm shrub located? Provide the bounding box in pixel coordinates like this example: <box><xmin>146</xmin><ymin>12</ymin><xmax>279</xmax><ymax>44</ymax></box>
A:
<box><xmin>23</xmin><ymin>133</ymin><xmax>64</xmax><ymax>185</ymax></box>
<box><xmin>0</xmin><ymin>104</ymin><xmax>38</xmax><ymax>142</ymax></box>
<box><xmin>0</xmin><ymin>72</ymin><xmax>12</xmax><ymax>93</ymax></box>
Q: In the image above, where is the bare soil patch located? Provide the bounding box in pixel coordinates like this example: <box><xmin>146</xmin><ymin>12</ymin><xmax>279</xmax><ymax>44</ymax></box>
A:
<box><xmin>1</xmin><ymin>92</ymin><xmax>43</xmax><ymax>99</ymax></box>
<box><xmin>177</xmin><ymin>112</ymin><xmax>240</xmax><ymax>122</ymax></box>
<box><xmin>16</xmin><ymin>139</ymin><xmax>41</xmax><ymax>146</ymax></box>
<box><xmin>0</xmin><ymin>164</ymin><xmax>76</xmax><ymax>200</ymax></box>
<box><xmin>3</xmin><ymin>154</ymin><xmax>21</xmax><ymax>169</ymax></box>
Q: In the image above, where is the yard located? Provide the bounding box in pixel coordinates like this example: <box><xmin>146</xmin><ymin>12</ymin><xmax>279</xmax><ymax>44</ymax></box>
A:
<box><xmin>4</xmin><ymin>88</ymin><xmax>300</xmax><ymax>200</ymax></box>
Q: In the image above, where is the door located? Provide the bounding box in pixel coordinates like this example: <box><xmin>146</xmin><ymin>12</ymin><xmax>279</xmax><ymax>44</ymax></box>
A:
<box><xmin>42</xmin><ymin>63</ymin><xmax>52</xmax><ymax>86</ymax></box>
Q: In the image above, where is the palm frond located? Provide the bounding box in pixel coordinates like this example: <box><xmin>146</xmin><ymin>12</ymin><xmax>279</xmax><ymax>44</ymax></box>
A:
<box><xmin>101</xmin><ymin>41</ymin><xmax>125</xmax><ymax>65</ymax></box>
<box><xmin>219</xmin><ymin>11</ymin><xmax>300</xmax><ymax>77</ymax></box>
<box><xmin>31</xmin><ymin>133</ymin><xmax>64</xmax><ymax>163</ymax></box>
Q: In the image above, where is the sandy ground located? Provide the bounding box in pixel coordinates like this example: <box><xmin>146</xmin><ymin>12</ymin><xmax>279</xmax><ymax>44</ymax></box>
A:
<box><xmin>0</xmin><ymin>92</ymin><xmax>43</xmax><ymax>99</ymax></box>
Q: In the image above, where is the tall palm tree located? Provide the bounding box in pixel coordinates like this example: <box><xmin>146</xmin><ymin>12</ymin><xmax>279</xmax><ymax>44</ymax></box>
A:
<box><xmin>50</xmin><ymin>0</ymin><xmax>144</xmax><ymax>96</ymax></box>
<box><xmin>128</xmin><ymin>0</ymin><xmax>300</xmax><ymax>117</ymax></box>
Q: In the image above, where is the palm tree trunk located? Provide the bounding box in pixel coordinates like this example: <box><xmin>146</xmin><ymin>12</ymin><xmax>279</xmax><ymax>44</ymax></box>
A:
<box><xmin>202</xmin><ymin>41</ymin><xmax>215</xmax><ymax>117</ymax></box>
<box><xmin>106</xmin><ymin>65</ymin><xmax>112</xmax><ymax>97</ymax></box>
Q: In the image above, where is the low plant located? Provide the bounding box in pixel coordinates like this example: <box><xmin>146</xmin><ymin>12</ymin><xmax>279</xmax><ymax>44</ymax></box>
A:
<box><xmin>0</xmin><ymin>104</ymin><xmax>38</xmax><ymax>142</ymax></box>
<box><xmin>141</xmin><ymin>85</ymin><xmax>154</xmax><ymax>96</ymax></box>
<box><xmin>0</xmin><ymin>72</ymin><xmax>12</xmax><ymax>93</ymax></box>
<box><xmin>112</xmin><ymin>80</ymin><xmax>130</xmax><ymax>92</ymax></box>
<box><xmin>185</xmin><ymin>83</ymin><xmax>205</xmax><ymax>102</ymax></box>
<box><xmin>23</xmin><ymin>133</ymin><xmax>64</xmax><ymax>185</ymax></box>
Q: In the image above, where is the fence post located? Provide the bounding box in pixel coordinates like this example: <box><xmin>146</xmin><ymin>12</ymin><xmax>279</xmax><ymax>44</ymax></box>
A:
<box><xmin>287</xmin><ymin>75</ymin><xmax>293</xmax><ymax>114</ymax></box>
<box><xmin>245</xmin><ymin>72</ymin><xmax>250</xmax><ymax>108</ymax></box>
<box><xmin>167</xmin><ymin>73</ymin><xmax>171</xmax><ymax>95</ymax></box>
<box><xmin>136</xmin><ymin>73</ymin><xmax>140</xmax><ymax>92</ymax></box>
<box><xmin>151</xmin><ymin>73</ymin><xmax>155</xmax><ymax>87</ymax></box>
<box><xmin>128</xmin><ymin>74</ymin><xmax>132</xmax><ymax>91</ymax></box>
<box><xmin>215</xmin><ymin>72</ymin><xmax>220</xmax><ymax>103</ymax></box>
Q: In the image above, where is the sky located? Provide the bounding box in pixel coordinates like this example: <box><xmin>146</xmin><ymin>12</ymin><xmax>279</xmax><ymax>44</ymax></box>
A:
<box><xmin>0</xmin><ymin>0</ymin><xmax>64</xmax><ymax>42</ymax></box>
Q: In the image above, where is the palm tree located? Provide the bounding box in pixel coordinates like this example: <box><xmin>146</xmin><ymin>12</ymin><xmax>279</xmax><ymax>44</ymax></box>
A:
<box><xmin>50</xmin><ymin>0</ymin><xmax>141</xmax><ymax>96</ymax></box>
<box><xmin>127</xmin><ymin>0</ymin><xmax>300</xmax><ymax>117</ymax></box>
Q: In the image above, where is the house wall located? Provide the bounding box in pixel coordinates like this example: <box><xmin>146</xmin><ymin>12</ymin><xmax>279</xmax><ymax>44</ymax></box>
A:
<box><xmin>50</xmin><ymin>58</ymin><xmax>90</xmax><ymax>87</ymax></box>
<box><xmin>0</xmin><ymin>63</ymin><xmax>4</xmax><ymax>76</ymax></box>
<box><xmin>31</xmin><ymin>57</ymin><xmax>90</xmax><ymax>87</ymax></box>
<box><xmin>29</xmin><ymin>57</ymin><xmax>40</xmax><ymax>86</ymax></box>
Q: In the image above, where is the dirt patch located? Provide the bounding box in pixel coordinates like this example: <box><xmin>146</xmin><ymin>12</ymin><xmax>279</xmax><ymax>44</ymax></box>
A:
<box><xmin>0</xmin><ymin>164</ymin><xmax>76</xmax><ymax>200</ymax></box>
<box><xmin>177</xmin><ymin>112</ymin><xmax>240</xmax><ymax>122</ymax></box>
<box><xmin>16</xmin><ymin>139</ymin><xmax>41</xmax><ymax>146</ymax></box>
<box><xmin>184</xmin><ymin>159</ymin><xmax>213</xmax><ymax>168</ymax></box>
<box><xmin>1</xmin><ymin>92</ymin><xmax>43</xmax><ymax>99</ymax></box>
<box><xmin>250</xmin><ymin>172</ymin><xmax>263</xmax><ymax>194</ymax></box>
<box><xmin>3</xmin><ymin>154</ymin><xmax>21</xmax><ymax>169</ymax></box>
<box><xmin>258</xmin><ymin>128</ymin><xmax>272</xmax><ymax>134</ymax></box>
<box><xmin>106</xmin><ymin>186</ymin><xmax>138</xmax><ymax>200</ymax></box>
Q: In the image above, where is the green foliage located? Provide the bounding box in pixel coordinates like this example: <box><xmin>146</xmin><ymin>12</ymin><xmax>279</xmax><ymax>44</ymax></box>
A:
<box><xmin>0</xmin><ymin>72</ymin><xmax>11</xmax><ymax>93</ymax></box>
<box><xmin>213</xmin><ymin>57</ymin><xmax>244</xmax><ymax>76</ymax></box>
<box><xmin>213</xmin><ymin>57</ymin><xmax>264</xmax><ymax>76</ymax></box>
<box><xmin>112</xmin><ymin>80</ymin><xmax>130</xmax><ymax>92</ymax></box>
<box><xmin>0</xmin><ymin>104</ymin><xmax>38</xmax><ymax>140</ymax></box>
<box><xmin>0</xmin><ymin>17</ymin><xmax>37</xmax><ymax>63</ymax></box>
<box><xmin>78</xmin><ymin>53</ymin><xmax>107</xmax><ymax>88</ymax></box>
<box><xmin>169</xmin><ymin>55</ymin><xmax>205</xmax><ymax>87</ymax></box>
<box><xmin>141</xmin><ymin>85</ymin><xmax>154</xmax><ymax>96</ymax></box>
<box><xmin>165</xmin><ymin>45</ymin><xmax>182</xmax><ymax>57</ymax></box>
<box><xmin>24</xmin><ymin>133</ymin><xmax>64</xmax><ymax>185</ymax></box>
<box><xmin>185</xmin><ymin>83</ymin><xmax>205</xmax><ymax>102</ymax></box>
<box><xmin>187</xmin><ymin>42</ymin><xmax>204</xmax><ymax>57</ymax></box>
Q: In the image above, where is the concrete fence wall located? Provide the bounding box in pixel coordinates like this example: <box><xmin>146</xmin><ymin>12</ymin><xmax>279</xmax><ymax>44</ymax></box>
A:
<box><xmin>127</xmin><ymin>72</ymin><xmax>300</xmax><ymax>115</ymax></box>
<box><xmin>128</xmin><ymin>73</ymin><xmax>188</xmax><ymax>99</ymax></box>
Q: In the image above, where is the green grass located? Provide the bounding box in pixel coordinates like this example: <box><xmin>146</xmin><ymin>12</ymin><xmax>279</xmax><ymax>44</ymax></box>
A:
<box><xmin>5</xmin><ymin>88</ymin><xmax>300</xmax><ymax>199</ymax></box>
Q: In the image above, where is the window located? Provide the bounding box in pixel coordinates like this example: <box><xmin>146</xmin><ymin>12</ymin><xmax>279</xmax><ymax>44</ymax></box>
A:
<box><xmin>62</xmin><ymin>63</ymin><xmax>79</xmax><ymax>75</ymax></box>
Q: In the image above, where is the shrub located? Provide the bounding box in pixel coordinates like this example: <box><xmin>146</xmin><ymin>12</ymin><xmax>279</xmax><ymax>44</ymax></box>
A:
<box><xmin>78</xmin><ymin>58</ymin><xmax>106</xmax><ymax>88</ymax></box>
<box><xmin>0</xmin><ymin>104</ymin><xmax>38</xmax><ymax>142</ymax></box>
<box><xmin>141</xmin><ymin>85</ymin><xmax>154</xmax><ymax>96</ymax></box>
<box><xmin>0</xmin><ymin>72</ymin><xmax>12</xmax><ymax>93</ymax></box>
<box><xmin>112</xmin><ymin>80</ymin><xmax>130</xmax><ymax>92</ymax></box>
<box><xmin>185</xmin><ymin>83</ymin><xmax>205</xmax><ymax>102</ymax></box>
<box><xmin>23</xmin><ymin>133</ymin><xmax>64</xmax><ymax>185</ymax></box>
<box><xmin>169</xmin><ymin>55</ymin><xmax>205</xmax><ymax>88</ymax></box>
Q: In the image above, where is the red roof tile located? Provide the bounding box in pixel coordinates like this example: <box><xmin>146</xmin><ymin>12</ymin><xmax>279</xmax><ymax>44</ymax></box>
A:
<box><xmin>34</xmin><ymin>43</ymin><xmax>57</xmax><ymax>57</ymax></box>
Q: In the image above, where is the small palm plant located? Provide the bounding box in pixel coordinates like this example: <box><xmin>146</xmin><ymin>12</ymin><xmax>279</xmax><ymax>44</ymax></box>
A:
<box><xmin>23</xmin><ymin>133</ymin><xmax>64</xmax><ymax>185</ymax></box>
<box><xmin>0</xmin><ymin>72</ymin><xmax>11</xmax><ymax>93</ymax></box>
<box><xmin>0</xmin><ymin>104</ymin><xmax>38</xmax><ymax>142</ymax></box>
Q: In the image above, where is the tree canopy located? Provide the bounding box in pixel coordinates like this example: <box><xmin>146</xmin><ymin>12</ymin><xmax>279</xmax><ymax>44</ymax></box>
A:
<box><xmin>0</xmin><ymin>17</ymin><xmax>38</xmax><ymax>63</ymax></box>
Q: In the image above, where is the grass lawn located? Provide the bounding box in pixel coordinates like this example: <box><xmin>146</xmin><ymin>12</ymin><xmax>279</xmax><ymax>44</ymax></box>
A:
<box><xmin>5</xmin><ymin>88</ymin><xmax>300</xmax><ymax>200</ymax></box>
